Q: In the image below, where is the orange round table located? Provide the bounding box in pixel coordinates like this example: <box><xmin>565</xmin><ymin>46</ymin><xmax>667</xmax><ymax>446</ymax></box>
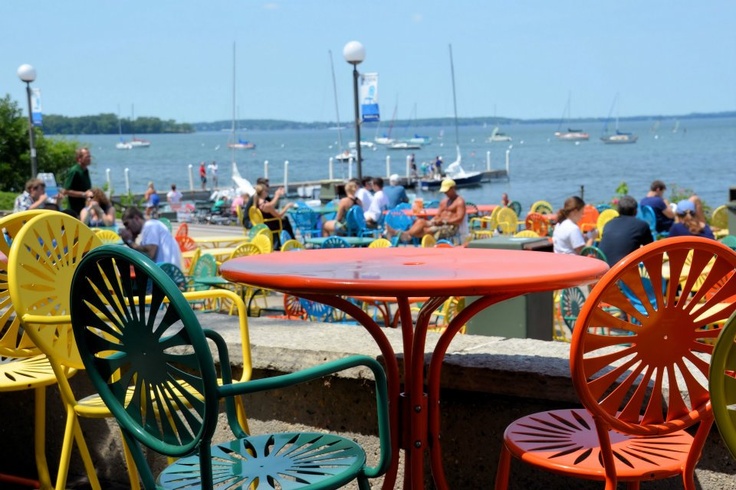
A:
<box><xmin>220</xmin><ymin>247</ymin><xmax>609</xmax><ymax>489</ymax></box>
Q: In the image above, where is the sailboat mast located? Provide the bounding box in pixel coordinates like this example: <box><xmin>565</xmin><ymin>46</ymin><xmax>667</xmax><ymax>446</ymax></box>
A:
<box><xmin>449</xmin><ymin>44</ymin><xmax>460</xmax><ymax>147</ymax></box>
<box><xmin>328</xmin><ymin>50</ymin><xmax>343</xmax><ymax>151</ymax></box>
<box><xmin>231</xmin><ymin>42</ymin><xmax>236</xmax><ymax>164</ymax></box>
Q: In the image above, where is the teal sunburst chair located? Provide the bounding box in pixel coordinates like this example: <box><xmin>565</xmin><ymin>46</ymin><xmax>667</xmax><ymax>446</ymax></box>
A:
<box><xmin>70</xmin><ymin>245</ymin><xmax>391</xmax><ymax>489</ymax></box>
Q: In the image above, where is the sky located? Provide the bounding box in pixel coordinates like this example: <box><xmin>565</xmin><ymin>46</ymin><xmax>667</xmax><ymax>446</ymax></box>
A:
<box><xmin>1</xmin><ymin>1</ymin><xmax>734</xmax><ymax>125</ymax></box>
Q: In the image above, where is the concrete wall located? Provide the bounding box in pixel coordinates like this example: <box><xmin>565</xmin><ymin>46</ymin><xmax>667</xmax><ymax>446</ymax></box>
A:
<box><xmin>2</xmin><ymin>315</ymin><xmax>736</xmax><ymax>488</ymax></box>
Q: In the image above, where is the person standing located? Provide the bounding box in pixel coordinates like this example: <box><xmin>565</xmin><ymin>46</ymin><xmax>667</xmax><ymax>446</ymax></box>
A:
<box><xmin>552</xmin><ymin>196</ymin><xmax>595</xmax><ymax>255</ymax></box>
<box><xmin>63</xmin><ymin>147</ymin><xmax>94</xmax><ymax>216</ymax></box>
<box><xmin>14</xmin><ymin>178</ymin><xmax>48</xmax><ymax>212</ymax></box>
<box><xmin>598</xmin><ymin>195</ymin><xmax>654</xmax><ymax>266</ymax></box>
<box><xmin>434</xmin><ymin>156</ymin><xmax>443</xmax><ymax>178</ymax></box>
<box><xmin>144</xmin><ymin>181</ymin><xmax>160</xmax><ymax>218</ymax></box>
<box><xmin>383</xmin><ymin>174</ymin><xmax>409</xmax><ymax>209</ymax></box>
<box><xmin>119</xmin><ymin>206</ymin><xmax>181</xmax><ymax>266</ymax></box>
<box><xmin>167</xmin><ymin>184</ymin><xmax>182</xmax><ymax>206</ymax></box>
<box><xmin>199</xmin><ymin>162</ymin><xmax>207</xmax><ymax>190</ymax></box>
<box><xmin>208</xmin><ymin>161</ymin><xmax>219</xmax><ymax>189</ymax></box>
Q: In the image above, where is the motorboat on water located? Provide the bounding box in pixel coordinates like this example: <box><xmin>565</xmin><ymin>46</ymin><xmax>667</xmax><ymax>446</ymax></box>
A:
<box><xmin>128</xmin><ymin>137</ymin><xmax>151</xmax><ymax>148</ymax></box>
<box><xmin>334</xmin><ymin>149</ymin><xmax>362</xmax><ymax>162</ymax></box>
<box><xmin>486</xmin><ymin>126</ymin><xmax>512</xmax><ymax>143</ymax></box>
<box><xmin>418</xmin><ymin>146</ymin><xmax>483</xmax><ymax>191</ymax></box>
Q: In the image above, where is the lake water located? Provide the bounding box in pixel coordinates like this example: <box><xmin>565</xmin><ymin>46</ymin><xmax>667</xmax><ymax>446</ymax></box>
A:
<box><xmin>63</xmin><ymin>116</ymin><xmax>736</xmax><ymax>212</ymax></box>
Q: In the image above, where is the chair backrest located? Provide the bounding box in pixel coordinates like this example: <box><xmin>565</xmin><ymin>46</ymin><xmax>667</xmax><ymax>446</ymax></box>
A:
<box><xmin>279</xmin><ymin>229</ymin><xmax>293</xmax><ymax>246</ymax></box>
<box><xmin>175</xmin><ymin>234</ymin><xmax>198</xmax><ymax>252</ymax></box>
<box><xmin>578</xmin><ymin>204</ymin><xmax>599</xmax><ymax>233</ymax></box>
<box><xmin>710</xmin><ymin>310</ymin><xmax>736</xmax><ymax>459</ymax></box>
<box><xmin>579</xmin><ymin>245</ymin><xmax>607</xmax><ymax>262</ymax></box>
<box><xmin>229</xmin><ymin>242</ymin><xmax>262</xmax><ymax>259</ymax></box>
<box><xmin>508</xmin><ymin>201</ymin><xmax>522</xmax><ymax>217</ymax></box>
<box><xmin>248</xmin><ymin>223</ymin><xmax>270</xmax><ymax>240</ymax></box>
<box><xmin>159</xmin><ymin>262</ymin><xmax>188</xmax><ymax>292</ymax></box>
<box><xmin>571</xmin><ymin>237</ymin><xmax>736</xmax><ymax>442</ymax></box>
<box><xmin>94</xmin><ymin>228</ymin><xmax>121</xmax><ymax>244</ymax></box>
<box><xmin>496</xmin><ymin>207</ymin><xmax>518</xmax><ymax>235</ymax></box>
<box><xmin>280</xmin><ymin>239</ymin><xmax>305</xmax><ymax>252</ymax></box>
<box><xmin>368</xmin><ymin>238</ymin><xmax>392</xmax><ymax>248</ymax></box>
<box><xmin>185</xmin><ymin>247</ymin><xmax>201</xmax><ymax>276</ymax></box>
<box><xmin>345</xmin><ymin>205</ymin><xmax>367</xmax><ymax>236</ymax></box>
<box><xmin>421</xmin><ymin>234</ymin><xmax>437</xmax><ymax>248</ymax></box>
<box><xmin>637</xmin><ymin>204</ymin><xmax>658</xmax><ymax>235</ymax></box>
<box><xmin>322</xmin><ymin>236</ymin><xmax>351</xmax><ymax>249</ymax></box>
<box><xmin>711</xmin><ymin>205</ymin><xmax>728</xmax><ymax>231</ymax></box>
<box><xmin>529</xmin><ymin>200</ymin><xmax>553</xmax><ymax>215</ymax></box>
<box><xmin>513</xmin><ymin>230</ymin><xmax>540</xmax><ymax>238</ymax></box>
<box><xmin>291</xmin><ymin>207</ymin><xmax>321</xmax><ymax>238</ymax></box>
<box><xmin>596</xmin><ymin>208</ymin><xmax>619</xmax><ymax>238</ymax></box>
<box><xmin>158</xmin><ymin>217</ymin><xmax>172</xmax><ymax>232</ymax></box>
<box><xmin>250</xmin><ymin>233</ymin><xmax>273</xmax><ymax>254</ymax></box>
<box><xmin>70</xmin><ymin>246</ymin><xmax>221</xmax><ymax>461</ymax></box>
<box><xmin>7</xmin><ymin>212</ymin><xmax>103</xmax><ymax>370</ymax></box>
<box><xmin>524</xmin><ymin>212</ymin><xmax>549</xmax><ymax>237</ymax></box>
<box><xmin>248</xmin><ymin>205</ymin><xmax>265</xmax><ymax>226</ymax></box>
<box><xmin>192</xmin><ymin>252</ymin><xmax>218</xmax><ymax>278</ymax></box>
<box><xmin>175</xmin><ymin>222</ymin><xmax>189</xmax><ymax>237</ymax></box>
<box><xmin>0</xmin><ymin>210</ymin><xmax>54</xmax><ymax>356</ymax></box>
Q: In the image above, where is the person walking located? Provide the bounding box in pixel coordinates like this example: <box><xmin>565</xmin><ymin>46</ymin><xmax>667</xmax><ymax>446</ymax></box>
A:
<box><xmin>63</xmin><ymin>147</ymin><xmax>94</xmax><ymax>216</ymax></box>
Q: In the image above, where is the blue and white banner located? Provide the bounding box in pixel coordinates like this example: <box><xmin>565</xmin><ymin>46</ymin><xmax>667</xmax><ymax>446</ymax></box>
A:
<box><xmin>360</xmin><ymin>72</ymin><xmax>380</xmax><ymax>122</ymax></box>
<box><xmin>31</xmin><ymin>88</ymin><xmax>43</xmax><ymax>126</ymax></box>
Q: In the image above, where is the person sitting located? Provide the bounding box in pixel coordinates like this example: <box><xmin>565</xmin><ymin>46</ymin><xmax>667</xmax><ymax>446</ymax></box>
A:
<box><xmin>383</xmin><ymin>174</ymin><xmax>409</xmax><ymax>209</ymax></box>
<box><xmin>598</xmin><ymin>195</ymin><xmax>654</xmax><ymax>266</ymax></box>
<box><xmin>14</xmin><ymin>178</ymin><xmax>49</xmax><ymax>212</ymax></box>
<box><xmin>253</xmin><ymin>183</ymin><xmax>296</xmax><ymax>248</ymax></box>
<box><xmin>119</xmin><ymin>206</ymin><xmax>181</xmax><ymax>266</ymax></box>
<box><xmin>552</xmin><ymin>196</ymin><xmax>595</xmax><ymax>255</ymax></box>
<box><xmin>667</xmin><ymin>199</ymin><xmax>715</xmax><ymax>239</ymax></box>
<box><xmin>364</xmin><ymin>177</ymin><xmax>388</xmax><ymax>228</ymax></box>
<box><xmin>355</xmin><ymin>176</ymin><xmax>373</xmax><ymax>213</ymax></box>
<box><xmin>639</xmin><ymin>180</ymin><xmax>705</xmax><ymax>234</ymax></box>
<box><xmin>242</xmin><ymin>177</ymin><xmax>270</xmax><ymax>228</ymax></box>
<box><xmin>323</xmin><ymin>181</ymin><xmax>361</xmax><ymax>235</ymax></box>
<box><xmin>80</xmin><ymin>187</ymin><xmax>116</xmax><ymax>227</ymax></box>
<box><xmin>388</xmin><ymin>178</ymin><xmax>466</xmax><ymax>242</ymax></box>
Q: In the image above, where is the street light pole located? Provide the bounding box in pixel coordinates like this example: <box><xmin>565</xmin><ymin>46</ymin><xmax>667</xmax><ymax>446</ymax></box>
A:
<box><xmin>17</xmin><ymin>64</ymin><xmax>38</xmax><ymax>178</ymax></box>
<box><xmin>343</xmin><ymin>41</ymin><xmax>365</xmax><ymax>181</ymax></box>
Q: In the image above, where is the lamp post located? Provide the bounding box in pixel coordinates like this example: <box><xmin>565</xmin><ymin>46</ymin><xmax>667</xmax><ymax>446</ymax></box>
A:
<box><xmin>343</xmin><ymin>41</ymin><xmax>365</xmax><ymax>180</ymax></box>
<box><xmin>17</xmin><ymin>64</ymin><xmax>38</xmax><ymax>178</ymax></box>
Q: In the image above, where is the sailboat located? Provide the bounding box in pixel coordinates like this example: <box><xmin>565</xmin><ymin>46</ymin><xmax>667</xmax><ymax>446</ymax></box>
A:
<box><xmin>227</xmin><ymin>43</ymin><xmax>256</xmax><ymax>151</ymax></box>
<box><xmin>600</xmin><ymin>93</ymin><xmax>638</xmax><ymax>144</ymax></box>
<box><xmin>117</xmin><ymin>105</ymin><xmax>150</xmax><ymax>148</ymax></box>
<box><xmin>374</xmin><ymin>101</ymin><xmax>397</xmax><ymax>146</ymax></box>
<box><xmin>486</xmin><ymin>104</ymin><xmax>512</xmax><ymax>142</ymax></box>
<box><xmin>420</xmin><ymin>44</ymin><xmax>482</xmax><ymax>191</ymax></box>
<box><xmin>554</xmin><ymin>93</ymin><xmax>589</xmax><ymax>141</ymax></box>
<box><xmin>327</xmin><ymin>50</ymin><xmax>360</xmax><ymax>163</ymax></box>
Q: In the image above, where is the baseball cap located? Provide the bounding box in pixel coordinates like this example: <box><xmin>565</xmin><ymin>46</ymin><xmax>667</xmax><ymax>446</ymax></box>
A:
<box><xmin>439</xmin><ymin>178</ymin><xmax>456</xmax><ymax>193</ymax></box>
<box><xmin>676</xmin><ymin>199</ymin><xmax>695</xmax><ymax>215</ymax></box>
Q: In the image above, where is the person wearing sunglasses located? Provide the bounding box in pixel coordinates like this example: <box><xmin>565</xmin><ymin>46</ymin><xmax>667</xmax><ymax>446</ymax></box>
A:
<box><xmin>667</xmin><ymin>199</ymin><xmax>714</xmax><ymax>239</ymax></box>
<box><xmin>13</xmin><ymin>178</ymin><xmax>49</xmax><ymax>212</ymax></box>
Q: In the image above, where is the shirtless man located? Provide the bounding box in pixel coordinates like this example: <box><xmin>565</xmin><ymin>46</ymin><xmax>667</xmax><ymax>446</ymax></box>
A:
<box><xmin>390</xmin><ymin>178</ymin><xmax>466</xmax><ymax>242</ymax></box>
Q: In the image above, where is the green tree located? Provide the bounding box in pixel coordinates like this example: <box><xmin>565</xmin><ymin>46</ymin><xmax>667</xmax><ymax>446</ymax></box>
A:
<box><xmin>0</xmin><ymin>95</ymin><xmax>79</xmax><ymax>193</ymax></box>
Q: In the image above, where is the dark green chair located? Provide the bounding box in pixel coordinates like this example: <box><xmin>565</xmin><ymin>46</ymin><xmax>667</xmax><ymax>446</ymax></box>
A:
<box><xmin>70</xmin><ymin>245</ymin><xmax>390</xmax><ymax>490</ymax></box>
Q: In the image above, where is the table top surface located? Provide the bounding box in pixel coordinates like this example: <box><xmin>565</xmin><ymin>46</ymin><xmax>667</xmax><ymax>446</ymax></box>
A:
<box><xmin>221</xmin><ymin>247</ymin><xmax>609</xmax><ymax>296</ymax></box>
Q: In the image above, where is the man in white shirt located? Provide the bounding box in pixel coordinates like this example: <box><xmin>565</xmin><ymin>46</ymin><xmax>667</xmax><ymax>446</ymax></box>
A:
<box><xmin>167</xmin><ymin>184</ymin><xmax>182</xmax><ymax>206</ymax></box>
<box><xmin>207</xmin><ymin>161</ymin><xmax>219</xmax><ymax>189</ymax></box>
<box><xmin>364</xmin><ymin>177</ymin><xmax>388</xmax><ymax>227</ymax></box>
<box><xmin>355</xmin><ymin>176</ymin><xmax>373</xmax><ymax>213</ymax></box>
<box><xmin>120</xmin><ymin>207</ymin><xmax>182</xmax><ymax>266</ymax></box>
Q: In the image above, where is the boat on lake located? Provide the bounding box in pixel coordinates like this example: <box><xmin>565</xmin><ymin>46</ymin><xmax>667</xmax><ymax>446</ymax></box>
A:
<box><xmin>227</xmin><ymin>43</ymin><xmax>256</xmax><ymax>151</ymax></box>
<box><xmin>554</xmin><ymin>93</ymin><xmax>588</xmax><ymax>141</ymax></box>
<box><xmin>486</xmin><ymin>126</ymin><xmax>512</xmax><ymax>142</ymax></box>
<box><xmin>600</xmin><ymin>93</ymin><xmax>637</xmax><ymax>144</ymax></box>
<box><xmin>388</xmin><ymin>141</ymin><xmax>422</xmax><ymax>150</ymax></box>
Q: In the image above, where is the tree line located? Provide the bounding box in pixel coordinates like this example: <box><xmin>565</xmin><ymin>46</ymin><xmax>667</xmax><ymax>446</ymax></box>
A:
<box><xmin>41</xmin><ymin>113</ymin><xmax>194</xmax><ymax>135</ymax></box>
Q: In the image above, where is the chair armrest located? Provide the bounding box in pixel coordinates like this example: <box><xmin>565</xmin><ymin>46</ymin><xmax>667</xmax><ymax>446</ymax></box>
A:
<box><xmin>219</xmin><ymin>354</ymin><xmax>391</xmax><ymax>477</ymax></box>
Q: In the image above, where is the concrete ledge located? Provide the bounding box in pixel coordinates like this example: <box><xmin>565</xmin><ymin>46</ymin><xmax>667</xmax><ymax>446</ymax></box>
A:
<box><xmin>2</xmin><ymin>313</ymin><xmax>735</xmax><ymax>489</ymax></box>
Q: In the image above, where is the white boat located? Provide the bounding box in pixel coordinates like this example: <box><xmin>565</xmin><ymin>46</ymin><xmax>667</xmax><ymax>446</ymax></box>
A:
<box><xmin>420</xmin><ymin>45</ymin><xmax>482</xmax><ymax>191</ymax></box>
<box><xmin>374</xmin><ymin>136</ymin><xmax>395</xmax><ymax>146</ymax></box>
<box><xmin>554</xmin><ymin>93</ymin><xmax>588</xmax><ymax>141</ymax></box>
<box><xmin>227</xmin><ymin>42</ymin><xmax>256</xmax><ymax>151</ymax></box>
<box><xmin>334</xmin><ymin>149</ymin><xmax>362</xmax><ymax>162</ymax></box>
<box><xmin>116</xmin><ymin>105</ymin><xmax>151</xmax><ymax>149</ymax></box>
<box><xmin>408</xmin><ymin>135</ymin><xmax>432</xmax><ymax>145</ymax></box>
<box><xmin>600</xmin><ymin>93</ymin><xmax>637</xmax><ymax>144</ymax></box>
<box><xmin>388</xmin><ymin>141</ymin><xmax>422</xmax><ymax>150</ymax></box>
<box><xmin>486</xmin><ymin>126</ymin><xmax>512</xmax><ymax>143</ymax></box>
<box><xmin>348</xmin><ymin>141</ymin><xmax>375</xmax><ymax>149</ymax></box>
<box><xmin>116</xmin><ymin>141</ymin><xmax>132</xmax><ymax>150</ymax></box>
<box><xmin>129</xmin><ymin>137</ymin><xmax>151</xmax><ymax>148</ymax></box>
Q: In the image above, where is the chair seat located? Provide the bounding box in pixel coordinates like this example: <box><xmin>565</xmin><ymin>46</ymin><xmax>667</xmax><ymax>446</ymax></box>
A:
<box><xmin>0</xmin><ymin>355</ymin><xmax>63</xmax><ymax>390</ymax></box>
<box><xmin>158</xmin><ymin>432</ymin><xmax>366</xmax><ymax>489</ymax></box>
<box><xmin>504</xmin><ymin>409</ymin><xmax>694</xmax><ymax>481</ymax></box>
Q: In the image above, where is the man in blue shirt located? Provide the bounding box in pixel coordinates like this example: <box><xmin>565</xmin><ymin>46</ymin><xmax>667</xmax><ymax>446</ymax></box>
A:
<box><xmin>382</xmin><ymin>174</ymin><xmax>409</xmax><ymax>209</ymax></box>
<box><xmin>639</xmin><ymin>180</ymin><xmax>675</xmax><ymax>233</ymax></box>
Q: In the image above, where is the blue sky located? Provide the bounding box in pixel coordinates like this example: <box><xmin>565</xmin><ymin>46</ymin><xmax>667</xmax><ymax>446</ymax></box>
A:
<box><xmin>2</xmin><ymin>1</ymin><xmax>734</xmax><ymax>124</ymax></box>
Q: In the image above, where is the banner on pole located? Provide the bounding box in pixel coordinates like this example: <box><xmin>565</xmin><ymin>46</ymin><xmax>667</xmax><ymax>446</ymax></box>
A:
<box><xmin>360</xmin><ymin>72</ymin><xmax>380</xmax><ymax>122</ymax></box>
<box><xmin>31</xmin><ymin>88</ymin><xmax>43</xmax><ymax>126</ymax></box>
